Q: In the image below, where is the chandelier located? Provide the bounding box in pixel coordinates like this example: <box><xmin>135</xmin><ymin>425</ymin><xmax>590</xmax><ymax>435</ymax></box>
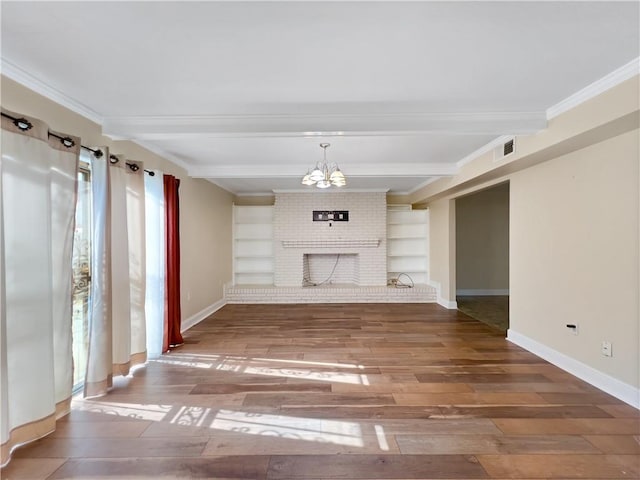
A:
<box><xmin>301</xmin><ymin>143</ymin><xmax>346</xmax><ymax>188</ymax></box>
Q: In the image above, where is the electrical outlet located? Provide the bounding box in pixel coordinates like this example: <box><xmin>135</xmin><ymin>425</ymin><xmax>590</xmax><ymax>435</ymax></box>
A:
<box><xmin>566</xmin><ymin>323</ymin><xmax>579</xmax><ymax>335</ymax></box>
<box><xmin>601</xmin><ymin>341</ymin><xmax>612</xmax><ymax>357</ymax></box>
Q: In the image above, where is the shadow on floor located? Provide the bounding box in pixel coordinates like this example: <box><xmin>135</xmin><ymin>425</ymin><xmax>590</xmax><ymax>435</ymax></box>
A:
<box><xmin>456</xmin><ymin>295</ymin><xmax>509</xmax><ymax>333</ymax></box>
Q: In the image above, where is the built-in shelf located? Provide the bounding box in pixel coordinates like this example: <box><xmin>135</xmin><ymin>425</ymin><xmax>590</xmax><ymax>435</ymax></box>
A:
<box><xmin>234</xmin><ymin>272</ymin><xmax>274</xmax><ymax>285</ymax></box>
<box><xmin>235</xmin><ymin>269</ymin><xmax>274</xmax><ymax>274</ymax></box>
<box><xmin>233</xmin><ymin>205</ymin><xmax>274</xmax><ymax>285</ymax></box>
<box><xmin>387</xmin><ymin>207</ymin><xmax>429</xmax><ymax>285</ymax></box>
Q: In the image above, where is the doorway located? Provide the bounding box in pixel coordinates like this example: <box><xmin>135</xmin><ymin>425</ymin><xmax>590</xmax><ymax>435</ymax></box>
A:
<box><xmin>455</xmin><ymin>182</ymin><xmax>509</xmax><ymax>332</ymax></box>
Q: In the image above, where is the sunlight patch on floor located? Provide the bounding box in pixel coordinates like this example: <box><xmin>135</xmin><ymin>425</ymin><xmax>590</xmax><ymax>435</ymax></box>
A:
<box><xmin>71</xmin><ymin>399</ymin><xmax>173</xmax><ymax>422</ymax></box>
<box><xmin>250</xmin><ymin>357</ymin><xmax>365</xmax><ymax>369</ymax></box>
<box><xmin>152</xmin><ymin>353</ymin><xmax>366</xmax><ymax>372</ymax></box>
<box><xmin>208</xmin><ymin>409</ymin><xmax>364</xmax><ymax>447</ymax></box>
<box><xmin>219</xmin><ymin>363</ymin><xmax>370</xmax><ymax>385</ymax></box>
<box><xmin>154</xmin><ymin>357</ymin><xmax>215</xmax><ymax>369</ymax></box>
<box><xmin>374</xmin><ymin>424</ymin><xmax>390</xmax><ymax>451</ymax></box>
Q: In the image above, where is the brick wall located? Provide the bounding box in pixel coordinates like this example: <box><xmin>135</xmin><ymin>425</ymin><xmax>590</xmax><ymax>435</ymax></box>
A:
<box><xmin>274</xmin><ymin>192</ymin><xmax>387</xmax><ymax>287</ymax></box>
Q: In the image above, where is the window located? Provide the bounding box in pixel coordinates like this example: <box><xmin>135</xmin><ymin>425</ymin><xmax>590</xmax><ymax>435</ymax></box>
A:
<box><xmin>71</xmin><ymin>157</ymin><xmax>92</xmax><ymax>391</ymax></box>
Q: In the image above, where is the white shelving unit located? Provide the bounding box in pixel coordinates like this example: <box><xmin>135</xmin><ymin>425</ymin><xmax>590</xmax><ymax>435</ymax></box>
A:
<box><xmin>387</xmin><ymin>205</ymin><xmax>429</xmax><ymax>285</ymax></box>
<box><xmin>233</xmin><ymin>205</ymin><xmax>275</xmax><ymax>285</ymax></box>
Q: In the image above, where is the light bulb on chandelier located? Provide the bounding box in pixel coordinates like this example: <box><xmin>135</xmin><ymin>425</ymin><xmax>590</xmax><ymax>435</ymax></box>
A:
<box><xmin>301</xmin><ymin>143</ymin><xmax>346</xmax><ymax>188</ymax></box>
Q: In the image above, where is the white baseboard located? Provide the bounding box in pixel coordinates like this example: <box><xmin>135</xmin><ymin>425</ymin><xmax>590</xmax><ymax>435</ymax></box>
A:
<box><xmin>181</xmin><ymin>298</ymin><xmax>226</xmax><ymax>332</ymax></box>
<box><xmin>427</xmin><ymin>279</ymin><xmax>458</xmax><ymax>310</ymax></box>
<box><xmin>457</xmin><ymin>289</ymin><xmax>509</xmax><ymax>296</ymax></box>
<box><xmin>507</xmin><ymin>329</ymin><xmax>640</xmax><ymax>409</ymax></box>
<box><xmin>437</xmin><ymin>297</ymin><xmax>458</xmax><ymax>309</ymax></box>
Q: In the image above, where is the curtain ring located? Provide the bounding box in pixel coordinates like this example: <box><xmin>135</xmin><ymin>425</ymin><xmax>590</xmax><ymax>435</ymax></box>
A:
<box><xmin>60</xmin><ymin>136</ymin><xmax>75</xmax><ymax>148</ymax></box>
<box><xmin>14</xmin><ymin>118</ymin><xmax>33</xmax><ymax>131</ymax></box>
<box><xmin>109</xmin><ymin>155</ymin><xmax>119</xmax><ymax>164</ymax></box>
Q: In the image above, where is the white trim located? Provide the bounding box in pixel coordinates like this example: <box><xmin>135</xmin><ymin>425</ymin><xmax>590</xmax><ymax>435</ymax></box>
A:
<box><xmin>507</xmin><ymin>329</ymin><xmax>640</xmax><ymax>409</ymax></box>
<box><xmin>547</xmin><ymin>57</ymin><xmax>640</xmax><ymax>120</ymax></box>
<box><xmin>457</xmin><ymin>289</ymin><xmax>509</xmax><ymax>296</ymax></box>
<box><xmin>452</xmin><ymin>58</ymin><xmax>640</xmax><ymax>174</ymax></box>
<box><xmin>189</xmin><ymin>163</ymin><xmax>457</xmax><ymax>179</ymax></box>
<box><xmin>102</xmin><ymin>111</ymin><xmax>547</xmax><ymax>139</ymax></box>
<box><xmin>427</xmin><ymin>279</ymin><xmax>458</xmax><ymax>309</ymax></box>
<box><xmin>181</xmin><ymin>298</ymin><xmax>226</xmax><ymax>333</ymax></box>
<box><xmin>1</xmin><ymin>58</ymin><xmax>104</xmax><ymax>125</ymax></box>
<box><xmin>438</xmin><ymin>297</ymin><xmax>458</xmax><ymax>309</ymax></box>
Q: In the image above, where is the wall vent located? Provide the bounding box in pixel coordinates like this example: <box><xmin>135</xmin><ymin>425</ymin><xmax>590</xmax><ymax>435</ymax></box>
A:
<box><xmin>503</xmin><ymin>139</ymin><xmax>515</xmax><ymax>156</ymax></box>
<box><xmin>494</xmin><ymin>137</ymin><xmax>516</xmax><ymax>162</ymax></box>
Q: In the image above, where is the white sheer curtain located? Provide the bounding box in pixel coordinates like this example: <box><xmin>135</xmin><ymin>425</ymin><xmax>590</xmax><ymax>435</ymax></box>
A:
<box><xmin>0</xmin><ymin>111</ymin><xmax>79</xmax><ymax>466</ymax></box>
<box><xmin>110</xmin><ymin>157</ymin><xmax>133</xmax><ymax>375</ymax></box>
<box><xmin>124</xmin><ymin>159</ymin><xmax>146</xmax><ymax>367</ymax></box>
<box><xmin>84</xmin><ymin>154</ymin><xmax>147</xmax><ymax>396</ymax></box>
<box><xmin>144</xmin><ymin>170</ymin><xmax>165</xmax><ymax>359</ymax></box>
<box><xmin>50</xmin><ymin>130</ymin><xmax>79</xmax><ymax>408</ymax></box>
<box><xmin>84</xmin><ymin>148</ymin><xmax>112</xmax><ymax>397</ymax></box>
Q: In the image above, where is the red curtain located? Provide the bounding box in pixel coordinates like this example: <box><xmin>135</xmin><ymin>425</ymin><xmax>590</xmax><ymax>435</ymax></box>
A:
<box><xmin>163</xmin><ymin>174</ymin><xmax>183</xmax><ymax>351</ymax></box>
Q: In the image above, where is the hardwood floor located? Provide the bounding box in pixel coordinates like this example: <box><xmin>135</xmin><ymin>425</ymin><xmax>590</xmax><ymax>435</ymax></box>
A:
<box><xmin>3</xmin><ymin>303</ymin><xmax>639</xmax><ymax>479</ymax></box>
<box><xmin>456</xmin><ymin>296</ymin><xmax>509</xmax><ymax>333</ymax></box>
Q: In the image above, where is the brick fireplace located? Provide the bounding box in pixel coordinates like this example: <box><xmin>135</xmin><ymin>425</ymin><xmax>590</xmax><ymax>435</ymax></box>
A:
<box><xmin>274</xmin><ymin>192</ymin><xmax>387</xmax><ymax>287</ymax></box>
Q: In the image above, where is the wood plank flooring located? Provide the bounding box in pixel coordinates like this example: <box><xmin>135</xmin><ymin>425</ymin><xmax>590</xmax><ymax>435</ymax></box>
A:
<box><xmin>3</xmin><ymin>303</ymin><xmax>639</xmax><ymax>479</ymax></box>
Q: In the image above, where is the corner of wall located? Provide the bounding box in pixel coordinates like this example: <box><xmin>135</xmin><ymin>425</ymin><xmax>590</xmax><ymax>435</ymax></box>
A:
<box><xmin>181</xmin><ymin>298</ymin><xmax>227</xmax><ymax>333</ymax></box>
<box><xmin>428</xmin><ymin>280</ymin><xmax>458</xmax><ymax>309</ymax></box>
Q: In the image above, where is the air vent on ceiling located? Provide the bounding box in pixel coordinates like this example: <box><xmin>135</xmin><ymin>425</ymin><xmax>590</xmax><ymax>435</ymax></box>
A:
<box><xmin>494</xmin><ymin>137</ymin><xmax>516</xmax><ymax>162</ymax></box>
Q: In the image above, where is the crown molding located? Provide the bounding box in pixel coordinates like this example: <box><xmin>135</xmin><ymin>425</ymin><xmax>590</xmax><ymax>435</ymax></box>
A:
<box><xmin>103</xmin><ymin>111</ymin><xmax>547</xmax><ymax>140</ymax></box>
<box><xmin>188</xmin><ymin>163</ymin><xmax>458</xmax><ymax>179</ymax></box>
<box><xmin>1</xmin><ymin>58</ymin><xmax>104</xmax><ymax>125</ymax></box>
<box><xmin>451</xmin><ymin>58</ymin><xmax>640</xmax><ymax>174</ymax></box>
<box><xmin>547</xmin><ymin>57</ymin><xmax>640</xmax><ymax>120</ymax></box>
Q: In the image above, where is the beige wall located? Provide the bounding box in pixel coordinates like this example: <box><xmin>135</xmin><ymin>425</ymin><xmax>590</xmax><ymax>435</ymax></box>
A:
<box><xmin>180</xmin><ymin>179</ymin><xmax>233</xmax><ymax>315</ymax></box>
<box><xmin>1</xmin><ymin>76</ymin><xmax>234</xmax><ymax>320</ymax></box>
<box><xmin>428</xmin><ymin>198</ymin><xmax>456</xmax><ymax>305</ymax></box>
<box><xmin>424</xmin><ymin>76</ymin><xmax>639</xmax><ymax>396</ymax></box>
<box><xmin>456</xmin><ymin>183</ymin><xmax>509</xmax><ymax>293</ymax></box>
<box><xmin>510</xmin><ymin>129</ymin><xmax>639</xmax><ymax>388</ymax></box>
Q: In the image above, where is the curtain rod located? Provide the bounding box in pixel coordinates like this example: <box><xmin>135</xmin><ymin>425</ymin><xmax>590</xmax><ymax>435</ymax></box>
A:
<box><xmin>80</xmin><ymin>144</ymin><xmax>155</xmax><ymax>176</ymax></box>
<box><xmin>1</xmin><ymin>112</ymin><xmax>155</xmax><ymax>176</ymax></box>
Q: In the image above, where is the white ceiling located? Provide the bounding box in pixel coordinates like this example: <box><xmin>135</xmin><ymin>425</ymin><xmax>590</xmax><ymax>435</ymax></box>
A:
<box><xmin>2</xmin><ymin>1</ymin><xmax>638</xmax><ymax>195</ymax></box>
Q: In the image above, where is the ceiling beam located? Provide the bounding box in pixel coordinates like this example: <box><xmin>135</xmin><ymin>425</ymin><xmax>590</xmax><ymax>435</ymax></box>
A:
<box><xmin>103</xmin><ymin>111</ymin><xmax>547</xmax><ymax>140</ymax></box>
<box><xmin>188</xmin><ymin>163</ymin><xmax>458</xmax><ymax>179</ymax></box>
